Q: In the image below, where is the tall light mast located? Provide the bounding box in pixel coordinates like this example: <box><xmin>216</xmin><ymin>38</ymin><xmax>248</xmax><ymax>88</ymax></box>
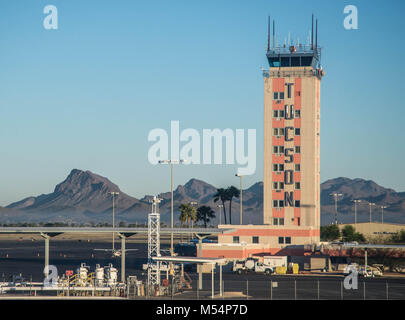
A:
<box><xmin>109</xmin><ymin>191</ymin><xmax>119</xmax><ymax>251</ymax></box>
<box><xmin>147</xmin><ymin>196</ymin><xmax>162</xmax><ymax>295</ymax></box>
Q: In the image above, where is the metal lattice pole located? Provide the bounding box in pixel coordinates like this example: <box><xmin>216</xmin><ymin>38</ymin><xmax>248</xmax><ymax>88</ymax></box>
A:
<box><xmin>147</xmin><ymin>196</ymin><xmax>161</xmax><ymax>295</ymax></box>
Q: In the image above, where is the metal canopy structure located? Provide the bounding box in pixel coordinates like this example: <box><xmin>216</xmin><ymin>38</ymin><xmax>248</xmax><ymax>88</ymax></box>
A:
<box><xmin>341</xmin><ymin>243</ymin><xmax>405</xmax><ymax>275</ymax></box>
<box><xmin>152</xmin><ymin>256</ymin><xmax>227</xmax><ymax>298</ymax></box>
<box><xmin>342</xmin><ymin>243</ymin><xmax>405</xmax><ymax>249</ymax></box>
<box><xmin>0</xmin><ymin>227</ymin><xmax>235</xmax><ymax>235</ymax></box>
<box><xmin>152</xmin><ymin>256</ymin><xmax>227</xmax><ymax>264</ymax></box>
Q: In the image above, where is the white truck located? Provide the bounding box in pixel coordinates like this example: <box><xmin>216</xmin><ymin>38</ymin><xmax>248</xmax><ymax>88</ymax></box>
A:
<box><xmin>233</xmin><ymin>258</ymin><xmax>274</xmax><ymax>275</ymax></box>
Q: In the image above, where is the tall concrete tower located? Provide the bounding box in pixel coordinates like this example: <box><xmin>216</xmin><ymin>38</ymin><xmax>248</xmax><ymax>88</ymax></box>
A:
<box><xmin>263</xmin><ymin>16</ymin><xmax>324</xmax><ymax>242</ymax></box>
<box><xmin>199</xmin><ymin>17</ymin><xmax>325</xmax><ymax>259</ymax></box>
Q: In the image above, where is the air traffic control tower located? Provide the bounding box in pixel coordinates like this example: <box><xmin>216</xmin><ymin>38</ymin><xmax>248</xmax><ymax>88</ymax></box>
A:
<box><xmin>200</xmin><ymin>16</ymin><xmax>325</xmax><ymax>258</ymax></box>
<box><xmin>263</xmin><ymin>16</ymin><xmax>324</xmax><ymax>237</ymax></box>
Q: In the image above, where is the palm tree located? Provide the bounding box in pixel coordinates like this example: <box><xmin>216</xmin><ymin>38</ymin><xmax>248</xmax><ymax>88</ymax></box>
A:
<box><xmin>179</xmin><ymin>203</ymin><xmax>197</xmax><ymax>240</ymax></box>
<box><xmin>213</xmin><ymin>188</ymin><xmax>228</xmax><ymax>224</ymax></box>
<box><xmin>179</xmin><ymin>204</ymin><xmax>188</xmax><ymax>242</ymax></box>
<box><xmin>197</xmin><ymin>206</ymin><xmax>216</xmax><ymax>228</ymax></box>
<box><xmin>226</xmin><ymin>186</ymin><xmax>240</xmax><ymax>225</ymax></box>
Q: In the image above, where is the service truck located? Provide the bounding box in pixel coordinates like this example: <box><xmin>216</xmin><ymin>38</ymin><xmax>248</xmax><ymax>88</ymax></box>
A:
<box><xmin>233</xmin><ymin>258</ymin><xmax>274</xmax><ymax>275</ymax></box>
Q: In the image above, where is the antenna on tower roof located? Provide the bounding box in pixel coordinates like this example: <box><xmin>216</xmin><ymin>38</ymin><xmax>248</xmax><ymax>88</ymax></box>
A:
<box><xmin>272</xmin><ymin>19</ymin><xmax>275</xmax><ymax>50</ymax></box>
<box><xmin>311</xmin><ymin>14</ymin><xmax>314</xmax><ymax>50</ymax></box>
<box><xmin>315</xmin><ymin>18</ymin><xmax>318</xmax><ymax>50</ymax></box>
<box><xmin>267</xmin><ymin>16</ymin><xmax>271</xmax><ymax>52</ymax></box>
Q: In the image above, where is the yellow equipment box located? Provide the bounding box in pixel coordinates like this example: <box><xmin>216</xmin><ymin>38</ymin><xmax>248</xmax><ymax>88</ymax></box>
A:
<box><xmin>275</xmin><ymin>266</ymin><xmax>287</xmax><ymax>274</ymax></box>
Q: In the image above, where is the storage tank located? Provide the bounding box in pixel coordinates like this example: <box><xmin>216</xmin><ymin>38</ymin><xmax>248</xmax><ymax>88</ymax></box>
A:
<box><xmin>104</xmin><ymin>264</ymin><xmax>118</xmax><ymax>287</ymax></box>
<box><xmin>77</xmin><ymin>263</ymin><xmax>89</xmax><ymax>286</ymax></box>
<box><xmin>95</xmin><ymin>264</ymin><xmax>104</xmax><ymax>287</ymax></box>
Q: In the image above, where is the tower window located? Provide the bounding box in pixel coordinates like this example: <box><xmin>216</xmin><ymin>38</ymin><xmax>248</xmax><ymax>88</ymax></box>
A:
<box><xmin>252</xmin><ymin>236</ymin><xmax>259</xmax><ymax>244</ymax></box>
<box><xmin>285</xmin><ymin>237</ymin><xmax>291</xmax><ymax>244</ymax></box>
<box><xmin>295</xmin><ymin>182</ymin><xmax>301</xmax><ymax>190</ymax></box>
<box><xmin>295</xmin><ymin>146</ymin><xmax>301</xmax><ymax>153</ymax></box>
<box><xmin>273</xmin><ymin>92</ymin><xmax>285</xmax><ymax>100</ymax></box>
<box><xmin>295</xmin><ymin>200</ymin><xmax>301</xmax><ymax>208</ymax></box>
<box><xmin>273</xmin><ymin>146</ymin><xmax>285</xmax><ymax>154</ymax></box>
<box><xmin>273</xmin><ymin>200</ymin><xmax>285</xmax><ymax>208</ymax></box>
<box><xmin>295</xmin><ymin>110</ymin><xmax>301</xmax><ymax>118</ymax></box>
<box><xmin>273</xmin><ymin>128</ymin><xmax>285</xmax><ymax>136</ymax></box>
<box><xmin>278</xmin><ymin>237</ymin><xmax>284</xmax><ymax>244</ymax></box>
<box><xmin>273</xmin><ymin>182</ymin><xmax>284</xmax><ymax>190</ymax></box>
<box><xmin>233</xmin><ymin>236</ymin><xmax>240</xmax><ymax>244</ymax></box>
<box><xmin>295</xmin><ymin>128</ymin><xmax>300</xmax><ymax>136</ymax></box>
<box><xmin>273</xmin><ymin>164</ymin><xmax>284</xmax><ymax>172</ymax></box>
<box><xmin>273</xmin><ymin>110</ymin><xmax>279</xmax><ymax>118</ymax></box>
<box><xmin>273</xmin><ymin>218</ymin><xmax>284</xmax><ymax>226</ymax></box>
<box><xmin>295</xmin><ymin>164</ymin><xmax>301</xmax><ymax>171</ymax></box>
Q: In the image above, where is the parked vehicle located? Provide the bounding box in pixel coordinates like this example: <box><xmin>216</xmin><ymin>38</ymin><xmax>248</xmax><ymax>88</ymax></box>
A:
<box><xmin>254</xmin><ymin>262</ymin><xmax>274</xmax><ymax>275</ymax></box>
<box><xmin>358</xmin><ymin>265</ymin><xmax>382</xmax><ymax>278</ymax></box>
<box><xmin>233</xmin><ymin>258</ymin><xmax>274</xmax><ymax>275</ymax></box>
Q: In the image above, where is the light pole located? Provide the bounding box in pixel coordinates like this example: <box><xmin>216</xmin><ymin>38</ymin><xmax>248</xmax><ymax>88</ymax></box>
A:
<box><xmin>158</xmin><ymin>159</ymin><xmax>186</xmax><ymax>256</ymax></box>
<box><xmin>217</xmin><ymin>204</ymin><xmax>223</xmax><ymax>226</ymax></box>
<box><xmin>330</xmin><ymin>193</ymin><xmax>343</xmax><ymax>225</ymax></box>
<box><xmin>353</xmin><ymin>200</ymin><xmax>362</xmax><ymax>225</ymax></box>
<box><xmin>380</xmin><ymin>205</ymin><xmax>388</xmax><ymax>224</ymax></box>
<box><xmin>235</xmin><ymin>174</ymin><xmax>243</xmax><ymax>225</ymax></box>
<box><xmin>109</xmin><ymin>191</ymin><xmax>119</xmax><ymax>251</ymax></box>
<box><xmin>368</xmin><ymin>202</ymin><xmax>375</xmax><ymax>223</ymax></box>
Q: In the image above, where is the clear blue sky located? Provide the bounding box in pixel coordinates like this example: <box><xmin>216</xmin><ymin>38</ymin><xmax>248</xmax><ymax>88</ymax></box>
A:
<box><xmin>1</xmin><ymin>0</ymin><xmax>404</xmax><ymax>206</ymax></box>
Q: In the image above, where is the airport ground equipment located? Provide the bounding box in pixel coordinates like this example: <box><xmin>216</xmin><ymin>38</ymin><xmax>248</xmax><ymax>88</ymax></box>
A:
<box><xmin>233</xmin><ymin>258</ymin><xmax>274</xmax><ymax>275</ymax></box>
<box><xmin>0</xmin><ymin>262</ymin><xmax>125</xmax><ymax>297</ymax></box>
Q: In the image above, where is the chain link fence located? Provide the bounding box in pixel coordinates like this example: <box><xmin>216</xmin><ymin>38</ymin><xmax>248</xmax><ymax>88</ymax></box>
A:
<box><xmin>156</xmin><ymin>277</ymin><xmax>405</xmax><ymax>300</ymax></box>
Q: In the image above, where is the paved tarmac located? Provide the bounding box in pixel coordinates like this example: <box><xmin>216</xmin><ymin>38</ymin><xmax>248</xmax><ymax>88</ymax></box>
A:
<box><xmin>1</xmin><ymin>240</ymin><xmax>404</xmax><ymax>299</ymax></box>
<box><xmin>0</xmin><ymin>239</ymin><xmax>149</xmax><ymax>282</ymax></box>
